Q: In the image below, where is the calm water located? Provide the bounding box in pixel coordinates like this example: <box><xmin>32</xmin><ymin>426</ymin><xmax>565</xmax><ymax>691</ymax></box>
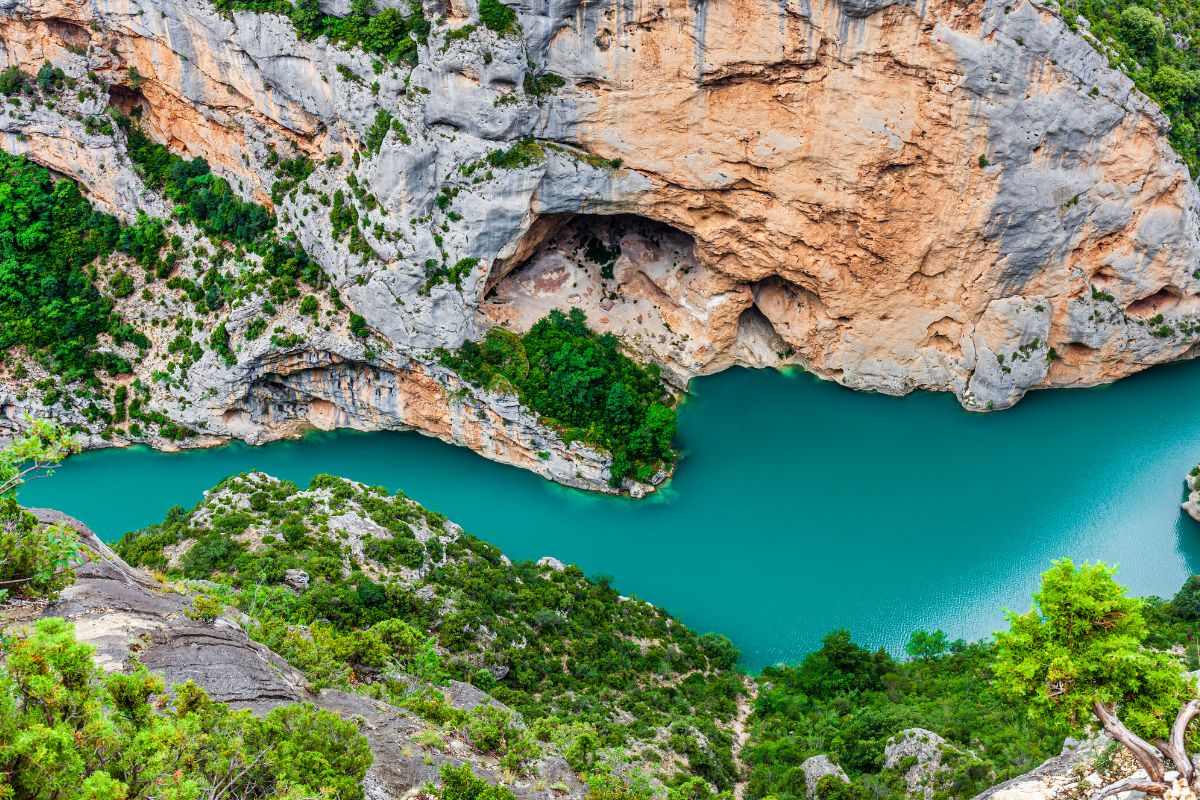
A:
<box><xmin>21</xmin><ymin>364</ymin><xmax>1200</xmax><ymax>671</ymax></box>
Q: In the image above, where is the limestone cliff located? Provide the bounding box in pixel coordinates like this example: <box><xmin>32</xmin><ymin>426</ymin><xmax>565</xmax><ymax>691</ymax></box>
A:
<box><xmin>2</xmin><ymin>0</ymin><xmax>1199</xmax><ymax>485</ymax></box>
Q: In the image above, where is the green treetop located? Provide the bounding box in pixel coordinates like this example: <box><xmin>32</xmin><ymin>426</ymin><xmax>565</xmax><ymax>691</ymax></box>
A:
<box><xmin>994</xmin><ymin>560</ymin><xmax>1196</xmax><ymax>798</ymax></box>
<box><xmin>0</xmin><ymin>418</ymin><xmax>82</xmax><ymax>601</ymax></box>
<box><xmin>0</xmin><ymin>617</ymin><xmax>373</xmax><ymax>800</ymax></box>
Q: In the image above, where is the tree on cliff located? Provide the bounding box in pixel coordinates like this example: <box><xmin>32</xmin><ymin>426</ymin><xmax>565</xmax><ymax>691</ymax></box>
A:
<box><xmin>0</xmin><ymin>418</ymin><xmax>82</xmax><ymax>602</ymax></box>
<box><xmin>994</xmin><ymin>560</ymin><xmax>1196</xmax><ymax>799</ymax></box>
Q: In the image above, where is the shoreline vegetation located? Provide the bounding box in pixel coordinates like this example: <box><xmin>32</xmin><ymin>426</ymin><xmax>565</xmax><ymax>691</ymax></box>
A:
<box><xmin>6</xmin><ymin>423</ymin><xmax>1200</xmax><ymax>800</ymax></box>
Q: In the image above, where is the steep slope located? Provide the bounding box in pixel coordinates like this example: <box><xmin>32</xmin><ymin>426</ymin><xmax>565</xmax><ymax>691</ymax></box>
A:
<box><xmin>1</xmin><ymin>0</ymin><xmax>1198</xmax><ymax>486</ymax></box>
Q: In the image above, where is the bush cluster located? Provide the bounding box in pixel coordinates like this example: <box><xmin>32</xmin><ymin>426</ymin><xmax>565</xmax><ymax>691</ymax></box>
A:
<box><xmin>0</xmin><ymin>618</ymin><xmax>373</xmax><ymax>800</ymax></box>
<box><xmin>211</xmin><ymin>0</ymin><xmax>430</xmax><ymax>64</ymax></box>
<box><xmin>0</xmin><ymin>149</ymin><xmax>152</xmax><ymax>378</ymax></box>
<box><xmin>438</xmin><ymin>309</ymin><xmax>677</xmax><ymax>483</ymax></box>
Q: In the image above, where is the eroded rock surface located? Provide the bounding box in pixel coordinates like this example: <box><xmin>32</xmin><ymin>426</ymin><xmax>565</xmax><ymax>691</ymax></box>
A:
<box><xmin>27</xmin><ymin>508</ymin><xmax>310</xmax><ymax>712</ymax></box>
<box><xmin>3</xmin><ymin>0</ymin><xmax>1200</xmax><ymax>487</ymax></box>
<box><xmin>971</xmin><ymin>736</ymin><xmax>1116</xmax><ymax>800</ymax></box>
<box><xmin>1183</xmin><ymin>470</ymin><xmax>1200</xmax><ymax>522</ymax></box>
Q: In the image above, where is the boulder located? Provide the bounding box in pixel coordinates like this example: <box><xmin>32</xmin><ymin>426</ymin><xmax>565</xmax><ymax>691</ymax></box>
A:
<box><xmin>283</xmin><ymin>568</ymin><xmax>310</xmax><ymax>592</ymax></box>
<box><xmin>885</xmin><ymin>728</ymin><xmax>992</xmax><ymax>800</ymax></box>
<box><xmin>801</xmin><ymin>755</ymin><xmax>851</xmax><ymax>798</ymax></box>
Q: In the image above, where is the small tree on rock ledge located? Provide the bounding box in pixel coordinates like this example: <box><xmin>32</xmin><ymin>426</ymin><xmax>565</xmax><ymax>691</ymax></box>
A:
<box><xmin>994</xmin><ymin>559</ymin><xmax>1197</xmax><ymax>800</ymax></box>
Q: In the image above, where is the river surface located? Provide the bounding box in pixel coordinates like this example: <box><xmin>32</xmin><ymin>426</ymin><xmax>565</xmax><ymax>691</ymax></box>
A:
<box><xmin>21</xmin><ymin>363</ymin><xmax>1200</xmax><ymax>671</ymax></box>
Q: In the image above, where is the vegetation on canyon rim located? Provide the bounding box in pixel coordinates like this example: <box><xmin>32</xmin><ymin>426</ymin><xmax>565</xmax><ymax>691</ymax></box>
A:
<box><xmin>438</xmin><ymin>309</ymin><xmax>678</xmax><ymax>484</ymax></box>
<box><xmin>114</xmin><ymin>470</ymin><xmax>741</xmax><ymax>793</ymax></box>
<box><xmin>0</xmin><ymin>149</ymin><xmax>147</xmax><ymax>379</ymax></box>
<box><xmin>1062</xmin><ymin>0</ymin><xmax>1200</xmax><ymax>175</ymax></box>
<box><xmin>211</xmin><ymin>0</ymin><xmax>432</xmax><ymax>65</ymax></box>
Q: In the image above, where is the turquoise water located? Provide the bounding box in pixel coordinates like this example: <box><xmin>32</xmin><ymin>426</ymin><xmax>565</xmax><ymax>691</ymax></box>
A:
<box><xmin>21</xmin><ymin>364</ymin><xmax>1200</xmax><ymax>671</ymax></box>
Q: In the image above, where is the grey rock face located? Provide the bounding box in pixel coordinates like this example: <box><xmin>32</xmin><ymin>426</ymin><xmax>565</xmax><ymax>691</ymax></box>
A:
<box><xmin>971</xmin><ymin>736</ymin><xmax>1110</xmax><ymax>800</ymax></box>
<box><xmin>3</xmin><ymin>0</ymin><xmax>1200</xmax><ymax>485</ymax></box>
<box><xmin>283</xmin><ymin>568</ymin><xmax>311</xmax><ymax>592</ymax></box>
<box><xmin>28</xmin><ymin>509</ymin><xmax>309</xmax><ymax>712</ymax></box>
<box><xmin>885</xmin><ymin>728</ymin><xmax>991</xmax><ymax>800</ymax></box>
<box><xmin>536</xmin><ymin>556</ymin><xmax>566</xmax><ymax>572</ymax></box>
<box><xmin>800</xmin><ymin>755</ymin><xmax>851</xmax><ymax>798</ymax></box>
<box><xmin>963</xmin><ymin>297</ymin><xmax>1053</xmax><ymax>411</ymax></box>
<box><xmin>319</xmin><ymin>689</ymin><xmax>586</xmax><ymax>800</ymax></box>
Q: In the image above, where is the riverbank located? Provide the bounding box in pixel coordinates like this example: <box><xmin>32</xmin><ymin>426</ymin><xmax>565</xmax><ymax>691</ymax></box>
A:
<box><xmin>21</xmin><ymin>363</ymin><xmax>1200</xmax><ymax>670</ymax></box>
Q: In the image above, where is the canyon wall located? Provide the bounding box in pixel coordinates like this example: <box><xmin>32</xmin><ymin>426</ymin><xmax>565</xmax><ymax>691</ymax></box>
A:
<box><xmin>1</xmin><ymin>0</ymin><xmax>1198</xmax><ymax>486</ymax></box>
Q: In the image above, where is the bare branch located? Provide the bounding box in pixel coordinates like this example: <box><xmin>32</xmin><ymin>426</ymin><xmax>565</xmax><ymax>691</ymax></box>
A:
<box><xmin>1087</xmin><ymin>776</ymin><xmax>1167</xmax><ymax>800</ymax></box>
<box><xmin>1093</xmin><ymin>700</ymin><xmax>1168</xmax><ymax>782</ymax></box>
<box><xmin>1159</xmin><ymin>699</ymin><xmax>1200</xmax><ymax>781</ymax></box>
<box><xmin>0</xmin><ymin>554</ymin><xmax>92</xmax><ymax>587</ymax></box>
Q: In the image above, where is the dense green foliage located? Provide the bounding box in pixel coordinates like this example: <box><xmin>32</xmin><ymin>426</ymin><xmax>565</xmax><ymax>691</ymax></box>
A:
<box><xmin>1062</xmin><ymin>0</ymin><xmax>1200</xmax><ymax>175</ymax></box>
<box><xmin>745</xmin><ymin>563</ymin><xmax>1200</xmax><ymax>800</ymax></box>
<box><xmin>0</xmin><ymin>150</ymin><xmax>134</xmax><ymax>376</ymax></box>
<box><xmin>116</xmin><ymin>472</ymin><xmax>742</xmax><ymax>791</ymax></box>
<box><xmin>124</xmin><ymin>123</ymin><xmax>273</xmax><ymax>244</ymax></box>
<box><xmin>477</xmin><ymin>0</ymin><xmax>519</xmax><ymax>35</ymax></box>
<box><xmin>210</xmin><ymin>0</ymin><xmax>430</xmax><ymax>64</ymax></box>
<box><xmin>0</xmin><ymin>617</ymin><xmax>372</xmax><ymax>800</ymax></box>
<box><xmin>994</xmin><ymin>559</ymin><xmax>1189</xmax><ymax>741</ymax></box>
<box><xmin>438</xmin><ymin>309</ymin><xmax>677</xmax><ymax>483</ymax></box>
<box><xmin>743</xmin><ymin>630</ymin><xmax>1063</xmax><ymax>800</ymax></box>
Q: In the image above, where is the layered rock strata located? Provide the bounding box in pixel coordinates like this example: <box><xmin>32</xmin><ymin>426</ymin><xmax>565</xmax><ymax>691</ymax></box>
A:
<box><xmin>2</xmin><ymin>0</ymin><xmax>1200</xmax><ymax>487</ymax></box>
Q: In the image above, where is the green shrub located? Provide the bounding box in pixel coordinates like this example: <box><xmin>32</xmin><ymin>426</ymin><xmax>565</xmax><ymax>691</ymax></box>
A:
<box><xmin>434</xmin><ymin>763</ymin><xmax>516</xmax><ymax>800</ymax></box>
<box><xmin>478</xmin><ymin>0</ymin><xmax>519</xmax><ymax>35</ymax></box>
<box><xmin>0</xmin><ymin>420</ymin><xmax>82</xmax><ymax>600</ymax></box>
<box><xmin>485</xmin><ymin>137</ymin><xmax>543</xmax><ymax>169</ymax></box>
<box><xmin>0</xmin><ymin>149</ymin><xmax>132</xmax><ymax>377</ymax></box>
<box><xmin>0</xmin><ymin>618</ymin><xmax>373</xmax><ymax>800</ymax></box>
<box><xmin>438</xmin><ymin>308</ymin><xmax>676</xmax><ymax>483</ymax></box>
<box><xmin>365</xmin><ymin>107</ymin><xmax>394</xmax><ymax>154</ymax></box>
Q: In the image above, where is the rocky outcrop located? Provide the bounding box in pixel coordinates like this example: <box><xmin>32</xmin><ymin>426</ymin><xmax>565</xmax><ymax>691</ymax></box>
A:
<box><xmin>3</xmin><ymin>0</ymin><xmax>1200</xmax><ymax>486</ymax></box>
<box><xmin>800</xmin><ymin>755</ymin><xmax>851</xmax><ymax>798</ymax></box>
<box><xmin>885</xmin><ymin>728</ymin><xmax>992</xmax><ymax>800</ymax></box>
<box><xmin>971</xmin><ymin>736</ymin><xmax>1128</xmax><ymax>800</ymax></box>
<box><xmin>1183</xmin><ymin>469</ymin><xmax>1200</xmax><ymax>522</ymax></box>
<box><xmin>26</xmin><ymin>507</ymin><xmax>313</xmax><ymax>710</ymax></box>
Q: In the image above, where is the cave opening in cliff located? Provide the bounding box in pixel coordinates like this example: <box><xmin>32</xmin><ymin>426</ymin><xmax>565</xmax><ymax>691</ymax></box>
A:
<box><xmin>1125</xmin><ymin>285</ymin><xmax>1182</xmax><ymax>319</ymax></box>
<box><xmin>481</xmin><ymin>216</ymin><xmax>814</xmax><ymax>376</ymax></box>
<box><xmin>733</xmin><ymin>290</ymin><xmax>791</xmax><ymax>366</ymax></box>
<box><xmin>481</xmin><ymin>213</ymin><xmax>702</xmax><ymax>339</ymax></box>
<box><xmin>107</xmin><ymin>83</ymin><xmax>150</xmax><ymax>119</ymax></box>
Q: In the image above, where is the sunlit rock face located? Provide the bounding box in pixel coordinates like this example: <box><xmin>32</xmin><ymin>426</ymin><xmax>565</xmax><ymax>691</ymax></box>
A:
<box><xmin>1</xmin><ymin>0</ymin><xmax>1199</xmax><ymax>485</ymax></box>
